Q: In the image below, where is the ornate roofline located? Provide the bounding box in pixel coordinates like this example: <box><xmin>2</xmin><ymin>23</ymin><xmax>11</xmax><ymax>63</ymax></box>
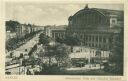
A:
<box><xmin>70</xmin><ymin>7</ymin><xmax>123</xmax><ymax>20</ymax></box>
<box><xmin>72</xmin><ymin>8</ymin><xmax>107</xmax><ymax>19</ymax></box>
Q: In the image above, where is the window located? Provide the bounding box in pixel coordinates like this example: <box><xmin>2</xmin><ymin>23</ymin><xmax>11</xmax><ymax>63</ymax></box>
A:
<box><xmin>99</xmin><ymin>36</ymin><xmax>102</xmax><ymax>42</ymax></box>
<box><xmin>92</xmin><ymin>36</ymin><xmax>94</xmax><ymax>42</ymax></box>
<box><xmin>95</xmin><ymin>44</ymin><xmax>97</xmax><ymax>47</ymax></box>
<box><xmin>96</xmin><ymin>36</ymin><xmax>98</xmax><ymax>42</ymax></box>
<box><xmin>104</xmin><ymin>45</ymin><xmax>106</xmax><ymax>49</ymax></box>
<box><xmin>103</xmin><ymin>37</ymin><xmax>106</xmax><ymax>43</ymax></box>
<box><xmin>89</xmin><ymin>36</ymin><xmax>91</xmax><ymax>41</ymax></box>
<box><xmin>99</xmin><ymin>44</ymin><xmax>101</xmax><ymax>48</ymax></box>
<box><xmin>112</xmin><ymin>20</ymin><xmax>116</xmax><ymax>23</ymax></box>
<box><xmin>92</xmin><ymin>43</ymin><xmax>94</xmax><ymax>47</ymax></box>
<box><xmin>86</xmin><ymin>36</ymin><xmax>88</xmax><ymax>41</ymax></box>
<box><xmin>109</xmin><ymin>38</ymin><xmax>112</xmax><ymax>42</ymax></box>
<box><xmin>89</xmin><ymin>43</ymin><xmax>90</xmax><ymax>47</ymax></box>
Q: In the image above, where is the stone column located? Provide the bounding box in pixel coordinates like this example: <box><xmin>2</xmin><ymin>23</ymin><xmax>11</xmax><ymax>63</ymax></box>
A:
<box><xmin>91</xmin><ymin>35</ymin><xmax>93</xmax><ymax>42</ymax></box>
<box><xmin>98</xmin><ymin>35</ymin><xmax>100</xmax><ymax>48</ymax></box>
<box><xmin>93</xmin><ymin>35</ymin><xmax>95</xmax><ymax>47</ymax></box>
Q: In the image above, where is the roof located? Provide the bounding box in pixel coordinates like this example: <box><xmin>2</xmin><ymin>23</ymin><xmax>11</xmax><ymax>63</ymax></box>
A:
<box><xmin>71</xmin><ymin>7</ymin><xmax>123</xmax><ymax>21</ymax></box>
<box><xmin>45</xmin><ymin>25</ymin><xmax>67</xmax><ymax>30</ymax></box>
<box><xmin>92</xmin><ymin>8</ymin><xmax>124</xmax><ymax>20</ymax></box>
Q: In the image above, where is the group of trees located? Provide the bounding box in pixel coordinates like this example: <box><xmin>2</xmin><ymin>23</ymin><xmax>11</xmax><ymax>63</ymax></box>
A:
<box><xmin>6</xmin><ymin>20</ymin><xmax>34</xmax><ymax>33</ymax></box>
<box><xmin>38</xmin><ymin>33</ymin><xmax>81</xmax><ymax>67</ymax></box>
<box><xmin>43</xmin><ymin>44</ymin><xmax>70</xmax><ymax>67</ymax></box>
<box><xmin>55</xmin><ymin>34</ymin><xmax>82</xmax><ymax>52</ymax></box>
<box><xmin>38</xmin><ymin>33</ymin><xmax>71</xmax><ymax>68</ymax></box>
<box><xmin>100</xmin><ymin>28</ymin><xmax>124</xmax><ymax>75</ymax></box>
<box><xmin>55</xmin><ymin>34</ymin><xmax>81</xmax><ymax>46</ymax></box>
<box><xmin>39</xmin><ymin>33</ymin><xmax>51</xmax><ymax>46</ymax></box>
<box><xmin>6</xmin><ymin>30</ymin><xmax>40</xmax><ymax>51</ymax></box>
<box><xmin>6</xmin><ymin>20</ymin><xmax>20</xmax><ymax>32</ymax></box>
<box><xmin>28</xmin><ymin>44</ymin><xmax>37</xmax><ymax>56</ymax></box>
<box><xmin>38</xmin><ymin>29</ymin><xmax>124</xmax><ymax>75</ymax></box>
<box><xmin>108</xmin><ymin>28</ymin><xmax>124</xmax><ymax>75</ymax></box>
<box><xmin>6</xmin><ymin>20</ymin><xmax>41</xmax><ymax>51</ymax></box>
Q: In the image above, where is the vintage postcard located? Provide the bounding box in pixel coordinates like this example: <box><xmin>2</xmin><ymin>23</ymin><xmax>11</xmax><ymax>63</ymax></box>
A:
<box><xmin>0</xmin><ymin>0</ymin><xmax>127</xmax><ymax>81</ymax></box>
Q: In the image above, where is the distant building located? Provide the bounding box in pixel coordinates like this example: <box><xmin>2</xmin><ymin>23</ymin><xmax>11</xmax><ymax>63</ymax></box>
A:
<box><xmin>44</xmin><ymin>26</ymin><xmax>53</xmax><ymax>37</ymax></box>
<box><xmin>16</xmin><ymin>24</ymin><xmax>28</xmax><ymax>38</ymax></box>
<box><xmin>6</xmin><ymin>31</ymin><xmax>16</xmax><ymax>41</ymax></box>
<box><xmin>34</xmin><ymin>26</ymin><xmax>44</xmax><ymax>31</ymax></box>
<box><xmin>15</xmin><ymin>24</ymin><xmax>43</xmax><ymax>38</ymax></box>
<box><xmin>44</xmin><ymin>25</ymin><xmax>67</xmax><ymax>38</ymax></box>
<box><xmin>52</xmin><ymin>26</ymin><xmax>66</xmax><ymax>39</ymax></box>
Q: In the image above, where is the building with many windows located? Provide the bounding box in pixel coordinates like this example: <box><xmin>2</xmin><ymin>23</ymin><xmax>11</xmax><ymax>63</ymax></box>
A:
<box><xmin>66</xmin><ymin>5</ymin><xmax>123</xmax><ymax>51</ymax></box>
<box><xmin>48</xmin><ymin>5</ymin><xmax>123</xmax><ymax>51</ymax></box>
<box><xmin>44</xmin><ymin>5</ymin><xmax>123</xmax><ymax>67</ymax></box>
<box><xmin>44</xmin><ymin>25</ymin><xmax>67</xmax><ymax>38</ymax></box>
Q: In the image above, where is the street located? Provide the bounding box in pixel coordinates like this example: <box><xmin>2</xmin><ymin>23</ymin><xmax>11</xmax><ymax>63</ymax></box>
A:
<box><xmin>5</xmin><ymin>32</ymin><xmax>42</xmax><ymax>75</ymax></box>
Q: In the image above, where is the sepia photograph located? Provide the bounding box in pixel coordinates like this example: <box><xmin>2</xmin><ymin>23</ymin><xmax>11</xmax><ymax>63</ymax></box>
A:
<box><xmin>5</xmin><ymin>2</ymin><xmax>124</xmax><ymax>76</ymax></box>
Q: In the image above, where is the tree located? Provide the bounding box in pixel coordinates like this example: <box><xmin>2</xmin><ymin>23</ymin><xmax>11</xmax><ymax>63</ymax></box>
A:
<box><xmin>44</xmin><ymin>45</ymin><xmax>56</xmax><ymax>66</ymax></box>
<box><xmin>55</xmin><ymin>37</ymin><xmax>65</xmax><ymax>44</ymax></box>
<box><xmin>6</xmin><ymin>20</ymin><xmax>20</xmax><ymax>32</ymax></box>
<box><xmin>39</xmin><ymin>33</ymin><xmax>53</xmax><ymax>66</ymax></box>
<box><xmin>64</xmin><ymin>34</ymin><xmax>81</xmax><ymax>46</ymax></box>
<box><xmin>64</xmin><ymin>34</ymin><xmax>81</xmax><ymax>52</ymax></box>
<box><xmin>54</xmin><ymin>44</ymin><xmax>71</xmax><ymax>67</ymax></box>
<box><xmin>109</xmin><ymin>28</ymin><xmax>123</xmax><ymax>74</ymax></box>
<box><xmin>6</xmin><ymin>37</ymin><xmax>18</xmax><ymax>51</ymax></box>
<box><xmin>39</xmin><ymin>33</ymin><xmax>51</xmax><ymax>45</ymax></box>
<box><xmin>39</xmin><ymin>43</ymin><xmax>71</xmax><ymax>68</ymax></box>
<box><xmin>28</xmin><ymin>44</ymin><xmax>37</xmax><ymax>56</ymax></box>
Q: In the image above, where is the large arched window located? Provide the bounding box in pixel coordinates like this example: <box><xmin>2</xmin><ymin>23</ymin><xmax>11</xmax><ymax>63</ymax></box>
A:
<box><xmin>70</xmin><ymin>9</ymin><xmax>108</xmax><ymax>29</ymax></box>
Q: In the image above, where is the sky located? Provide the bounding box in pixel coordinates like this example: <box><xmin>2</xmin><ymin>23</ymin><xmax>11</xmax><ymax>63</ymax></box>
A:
<box><xmin>5</xmin><ymin>2</ymin><xmax>124</xmax><ymax>26</ymax></box>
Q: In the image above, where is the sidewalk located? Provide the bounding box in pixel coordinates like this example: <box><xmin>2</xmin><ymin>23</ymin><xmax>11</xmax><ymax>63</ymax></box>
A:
<box><xmin>66</xmin><ymin>64</ymin><xmax>104</xmax><ymax>71</ymax></box>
